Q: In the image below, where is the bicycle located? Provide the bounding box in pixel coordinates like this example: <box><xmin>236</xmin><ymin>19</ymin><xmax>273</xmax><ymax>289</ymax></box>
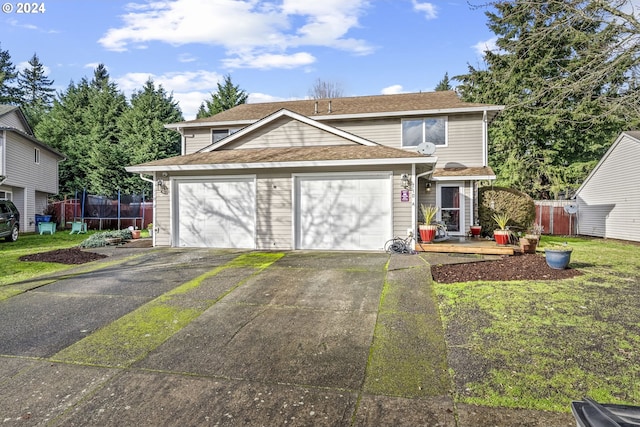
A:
<box><xmin>384</xmin><ymin>233</ymin><xmax>417</xmax><ymax>254</ymax></box>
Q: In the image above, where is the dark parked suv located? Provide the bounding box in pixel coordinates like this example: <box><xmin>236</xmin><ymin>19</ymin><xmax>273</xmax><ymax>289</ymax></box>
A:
<box><xmin>0</xmin><ymin>200</ymin><xmax>20</xmax><ymax>242</ymax></box>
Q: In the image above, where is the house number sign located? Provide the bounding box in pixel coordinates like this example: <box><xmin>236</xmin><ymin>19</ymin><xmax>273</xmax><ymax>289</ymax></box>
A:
<box><xmin>400</xmin><ymin>189</ymin><xmax>410</xmax><ymax>202</ymax></box>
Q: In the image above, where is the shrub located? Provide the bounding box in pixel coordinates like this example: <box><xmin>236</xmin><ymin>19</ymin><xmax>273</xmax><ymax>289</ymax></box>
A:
<box><xmin>79</xmin><ymin>230</ymin><xmax>133</xmax><ymax>248</ymax></box>
<box><xmin>479</xmin><ymin>186</ymin><xmax>535</xmax><ymax>234</ymax></box>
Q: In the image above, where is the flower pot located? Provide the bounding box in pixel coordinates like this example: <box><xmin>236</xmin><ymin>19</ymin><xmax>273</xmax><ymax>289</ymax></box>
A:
<box><xmin>419</xmin><ymin>225</ymin><xmax>437</xmax><ymax>243</ymax></box>
<box><xmin>131</xmin><ymin>230</ymin><xmax>141</xmax><ymax>239</ymax></box>
<box><xmin>545</xmin><ymin>248</ymin><xmax>572</xmax><ymax>269</ymax></box>
<box><xmin>470</xmin><ymin>225</ymin><xmax>481</xmax><ymax>237</ymax></box>
<box><xmin>494</xmin><ymin>230</ymin><xmax>510</xmax><ymax>245</ymax></box>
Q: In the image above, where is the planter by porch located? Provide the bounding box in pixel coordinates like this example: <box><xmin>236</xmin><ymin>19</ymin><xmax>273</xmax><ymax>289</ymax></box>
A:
<box><xmin>519</xmin><ymin>236</ymin><xmax>538</xmax><ymax>254</ymax></box>
<box><xmin>131</xmin><ymin>229</ymin><xmax>141</xmax><ymax>239</ymax></box>
<box><xmin>494</xmin><ymin>229</ymin><xmax>511</xmax><ymax>245</ymax></box>
<box><xmin>470</xmin><ymin>225</ymin><xmax>482</xmax><ymax>237</ymax></box>
<box><xmin>544</xmin><ymin>247</ymin><xmax>573</xmax><ymax>269</ymax></box>
<box><xmin>419</xmin><ymin>225</ymin><xmax>438</xmax><ymax>243</ymax></box>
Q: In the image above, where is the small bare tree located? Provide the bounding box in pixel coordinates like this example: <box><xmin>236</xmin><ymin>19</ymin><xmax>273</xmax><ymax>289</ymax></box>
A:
<box><xmin>308</xmin><ymin>78</ymin><xmax>344</xmax><ymax>99</ymax></box>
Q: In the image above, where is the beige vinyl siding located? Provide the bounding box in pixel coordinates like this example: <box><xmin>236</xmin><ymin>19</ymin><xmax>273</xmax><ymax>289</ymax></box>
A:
<box><xmin>436</xmin><ymin>116</ymin><xmax>484</xmax><ymax>167</ymax></box>
<box><xmin>154</xmin><ymin>183</ymin><xmax>171</xmax><ymax>246</ymax></box>
<box><xmin>183</xmin><ymin>128</ymin><xmax>214</xmax><ymax>154</ymax></box>
<box><xmin>256</xmin><ymin>173</ymin><xmax>291</xmax><ymax>249</ymax></box>
<box><xmin>576</xmin><ymin>134</ymin><xmax>640</xmax><ymax>242</ymax></box>
<box><xmin>224</xmin><ymin>117</ymin><xmax>358</xmax><ymax>149</ymax></box>
<box><xmin>0</xmin><ymin>110</ymin><xmax>28</xmax><ymax>132</ymax></box>
<box><xmin>331</xmin><ymin>118</ymin><xmax>400</xmax><ymax>147</ymax></box>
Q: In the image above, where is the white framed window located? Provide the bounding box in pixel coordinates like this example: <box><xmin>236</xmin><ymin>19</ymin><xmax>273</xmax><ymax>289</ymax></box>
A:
<box><xmin>211</xmin><ymin>128</ymin><xmax>240</xmax><ymax>144</ymax></box>
<box><xmin>34</xmin><ymin>148</ymin><xmax>40</xmax><ymax>164</ymax></box>
<box><xmin>402</xmin><ymin>117</ymin><xmax>447</xmax><ymax>148</ymax></box>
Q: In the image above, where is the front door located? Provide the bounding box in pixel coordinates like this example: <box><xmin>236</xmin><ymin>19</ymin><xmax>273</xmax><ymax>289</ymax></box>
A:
<box><xmin>437</xmin><ymin>183</ymin><xmax>464</xmax><ymax>236</ymax></box>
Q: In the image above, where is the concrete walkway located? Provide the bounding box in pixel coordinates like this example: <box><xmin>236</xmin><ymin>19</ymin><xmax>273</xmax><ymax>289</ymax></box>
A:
<box><xmin>0</xmin><ymin>249</ymin><xmax>573</xmax><ymax>426</ymax></box>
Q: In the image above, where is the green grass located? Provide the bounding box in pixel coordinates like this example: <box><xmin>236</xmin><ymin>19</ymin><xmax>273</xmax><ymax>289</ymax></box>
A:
<box><xmin>0</xmin><ymin>231</ymin><xmax>99</xmax><ymax>287</ymax></box>
<box><xmin>435</xmin><ymin>236</ymin><xmax>640</xmax><ymax>412</ymax></box>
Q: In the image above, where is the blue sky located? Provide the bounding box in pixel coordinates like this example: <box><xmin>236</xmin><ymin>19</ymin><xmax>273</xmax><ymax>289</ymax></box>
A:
<box><xmin>1</xmin><ymin>0</ymin><xmax>499</xmax><ymax>119</ymax></box>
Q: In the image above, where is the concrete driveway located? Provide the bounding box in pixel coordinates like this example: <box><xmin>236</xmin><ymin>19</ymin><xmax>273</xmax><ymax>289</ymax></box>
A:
<box><xmin>0</xmin><ymin>248</ymin><xmax>573</xmax><ymax>426</ymax></box>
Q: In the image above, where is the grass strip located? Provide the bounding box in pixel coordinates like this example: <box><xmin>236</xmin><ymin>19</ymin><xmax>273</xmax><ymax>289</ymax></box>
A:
<box><xmin>51</xmin><ymin>252</ymin><xmax>284</xmax><ymax>367</ymax></box>
<box><xmin>364</xmin><ymin>260</ymin><xmax>450</xmax><ymax>397</ymax></box>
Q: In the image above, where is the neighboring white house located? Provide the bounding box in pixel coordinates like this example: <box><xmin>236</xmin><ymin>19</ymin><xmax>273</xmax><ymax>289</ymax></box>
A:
<box><xmin>575</xmin><ymin>131</ymin><xmax>640</xmax><ymax>242</ymax></box>
<box><xmin>0</xmin><ymin>105</ymin><xmax>65</xmax><ymax>231</ymax></box>
<box><xmin>126</xmin><ymin>91</ymin><xmax>503</xmax><ymax>251</ymax></box>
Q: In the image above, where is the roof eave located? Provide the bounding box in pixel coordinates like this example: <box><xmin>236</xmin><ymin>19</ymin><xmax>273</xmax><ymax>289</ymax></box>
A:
<box><xmin>126</xmin><ymin>156</ymin><xmax>438</xmax><ymax>173</ymax></box>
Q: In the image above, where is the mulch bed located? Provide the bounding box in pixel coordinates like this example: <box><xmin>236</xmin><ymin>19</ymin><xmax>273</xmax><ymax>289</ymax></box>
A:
<box><xmin>19</xmin><ymin>248</ymin><xmax>108</xmax><ymax>265</ymax></box>
<box><xmin>431</xmin><ymin>253</ymin><xmax>582</xmax><ymax>283</ymax></box>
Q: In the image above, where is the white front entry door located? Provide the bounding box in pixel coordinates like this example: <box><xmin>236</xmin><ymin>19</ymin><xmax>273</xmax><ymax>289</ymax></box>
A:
<box><xmin>175</xmin><ymin>177</ymin><xmax>256</xmax><ymax>248</ymax></box>
<box><xmin>295</xmin><ymin>173</ymin><xmax>392</xmax><ymax>250</ymax></box>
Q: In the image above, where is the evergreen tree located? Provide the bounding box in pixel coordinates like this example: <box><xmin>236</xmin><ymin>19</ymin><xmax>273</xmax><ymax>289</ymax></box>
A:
<box><xmin>0</xmin><ymin>44</ymin><xmax>21</xmax><ymax>104</ymax></box>
<box><xmin>117</xmin><ymin>78</ymin><xmax>184</xmax><ymax>194</ymax></box>
<box><xmin>196</xmin><ymin>74</ymin><xmax>248</xmax><ymax>118</ymax></box>
<box><xmin>35</xmin><ymin>79</ymin><xmax>93</xmax><ymax>195</ymax></box>
<box><xmin>17</xmin><ymin>53</ymin><xmax>56</xmax><ymax>127</ymax></box>
<box><xmin>457</xmin><ymin>0</ymin><xmax>640</xmax><ymax>198</ymax></box>
<box><xmin>434</xmin><ymin>72</ymin><xmax>452</xmax><ymax>91</ymax></box>
<box><xmin>84</xmin><ymin>65</ymin><xmax>128</xmax><ymax>196</ymax></box>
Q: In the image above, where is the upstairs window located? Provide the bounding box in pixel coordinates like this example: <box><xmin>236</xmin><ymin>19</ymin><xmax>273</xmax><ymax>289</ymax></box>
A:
<box><xmin>402</xmin><ymin>117</ymin><xmax>447</xmax><ymax>148</ymax></box>
<box><xmin>34</xmin><ymin>148</ymin><xmax>40</xmax><ymax>164</ymax></box>
<box><xmin>211</xmin><ymin>128</ymin><xmax>240</xmax><ymax>144</ymax></box>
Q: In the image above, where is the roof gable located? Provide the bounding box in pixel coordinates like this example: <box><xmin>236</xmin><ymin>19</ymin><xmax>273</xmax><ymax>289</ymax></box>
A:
<box><xmin>0</xmin><ymin>105</ymin><xmax>33</xmax><ymax>135</ymax></box>
<box><xmin>200</xmin><ymin>109</ymin><xmax>377</xmax><ymax>152</ymax></box>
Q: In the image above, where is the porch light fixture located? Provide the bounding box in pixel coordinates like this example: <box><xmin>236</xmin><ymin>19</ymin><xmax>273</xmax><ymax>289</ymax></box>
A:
<box><xmin>400</xmin><ymin>174</ymin><xmax>411</xmax><ymax>189</ymax></box>
<box><xmin>156</xmin><ymin>179</ymin><xmax>168</xmax><ymax>195</ymax></box>
<box><xmin>426</xmin><ymin>181</ymin><xmax>432</xmax><ymax>192</ymax></box>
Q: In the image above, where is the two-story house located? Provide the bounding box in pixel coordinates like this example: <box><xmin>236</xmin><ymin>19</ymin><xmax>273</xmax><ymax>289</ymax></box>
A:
<box><xmin>0</xmin><ymin>106</ymin><xmax>65</xmax><ymax>232</ymax></box>
<box><xmin>126</xmin><ymin>91</ymin><xmax>503</xmax><ymax>250</ymax></box>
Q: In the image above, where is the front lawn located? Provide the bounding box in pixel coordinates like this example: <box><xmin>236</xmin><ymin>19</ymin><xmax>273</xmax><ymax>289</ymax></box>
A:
<box><xmin>435</xmin><ymin>236</ymin><xmax>640</xmax><ymax>412</ymax></box>
<box><xmin>0</xmin><ymin>231</ymin><xmax>97</xmax><ymax>287</ymax></box>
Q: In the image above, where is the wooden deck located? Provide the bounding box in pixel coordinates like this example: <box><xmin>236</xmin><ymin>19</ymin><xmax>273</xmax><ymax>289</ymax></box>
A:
<box><xmin>415</xmin><ymin>237</ymin><xmax>518</xmax><ymax>255</ymax></box>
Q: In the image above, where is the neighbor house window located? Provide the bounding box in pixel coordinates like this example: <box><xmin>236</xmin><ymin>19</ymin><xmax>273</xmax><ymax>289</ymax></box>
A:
<box><xmin>34</xmin><ymin>148</ymin><xmax>40</xmax><ymax>164</ymax></box>
<box><xmin>211</xmin><ymin>128</ymin><xmax>240</xmax><ymax>143</ymax></box>
<box><xmin>402</xmin><ymin>117</ymin><xmax>447</xmax><ymax>147</ymax></box>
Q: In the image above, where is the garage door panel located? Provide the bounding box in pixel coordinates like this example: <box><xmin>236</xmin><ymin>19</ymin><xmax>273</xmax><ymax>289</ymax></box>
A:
<box><xmin>177</xmin><ymin>179</ymin><xmax>255</xmax><ymax>248</ymax></box>
<box><xmin>297</xmin><ymin>174</ymin><xmax>392</xmax><ymax>251</ymax></box>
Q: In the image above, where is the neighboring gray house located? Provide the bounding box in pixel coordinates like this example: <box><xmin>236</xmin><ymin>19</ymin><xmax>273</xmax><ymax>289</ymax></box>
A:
<box><xmin>127</xmin><ymin>91</ymin><xmax>503</xmax><ymax>250</ymax></box>
<box><xmin>0</xmin><ymin>106</ymin><xmax>65</xmax><ymax>231</ymax></box>
<box><xmin>575</xmin><ymin>131</ymin><xmax>640</xmax><ymax>242</ymax></box>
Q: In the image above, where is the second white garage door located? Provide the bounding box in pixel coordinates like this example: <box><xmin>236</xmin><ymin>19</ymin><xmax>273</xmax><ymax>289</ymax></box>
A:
<box><xmin>175</xmin><ymin>177</ymin><xmax>256</xmax><ymax>248</ymax></box>
<box><xmin>295</xmin><ymin>173</ymin><xmax>392</xmax><ymax>250</ymax></box>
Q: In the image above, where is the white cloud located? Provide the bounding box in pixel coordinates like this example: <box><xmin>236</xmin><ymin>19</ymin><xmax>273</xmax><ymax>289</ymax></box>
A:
<box><xmin>99</xmin><ymin>0</ymin><xmax>372</xmax><ymax>69</ymax></box>
<box><xmin>247</xmin><ymin>92</ymin><xmax>296</xmax><ymax>104</ymax></box>
<box><xmin>473</xmin><ymin>37</ymin><xmax>498</xmax><ymax>57</ymax></box>
<box><xmin>223</xmin><ymin>52</ymin><xmax>316</xmax><ymax>69</ymax></box>
<box><xmin>177</xmin><ymin>53</ymin><xmax>197</xmax><ymax>63</ymax></box>
<box><xmin>16</xmin><ymin>61</ymin><xmax>51</xmax><ymax>75</ymax></box>
<box><xmin>381</xmin><ymin>84</ymin><xmax>405</xmax><ymax>95</ymax></box>
<box><xmin>84</xmin><ymin>62</ymin><xmax>103</xmax><ymax>70</ymax></box>
<box><xmin>412</xmin><ymin>1</ymin><xmax>437</xmax><ymax>20</ymax></box>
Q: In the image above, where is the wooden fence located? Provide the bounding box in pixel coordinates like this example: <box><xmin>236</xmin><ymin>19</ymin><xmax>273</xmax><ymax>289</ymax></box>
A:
<box><xmin>534</xmin><ymin>200</ymin><xmax>577</xmax><ymax>236</ymax></box>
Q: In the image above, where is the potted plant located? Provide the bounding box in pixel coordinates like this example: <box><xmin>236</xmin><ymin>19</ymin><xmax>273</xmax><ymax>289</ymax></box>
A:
<box><xmin>492</xmin><ymin>212</ymin><xmax>511</xmax><ymax>245</ymax></box>
<box><xmin>544</xmin><ymin>243</ymin><xmax>573</xmax><ymax>269</ymax></box>
<box><xmin>470</xmin><ymin>224</ymin><xmax>482</xmax><ymax>238</ymax></box>
<box><xmin>419</xmin><ymin>204</ymin><xmax>439</xmax><ymax>243</ymax></box>
<box><xmin>147</xmin><ymin>223</ymin><xmax>154</xmax><ymax>237</ymax></box>
<box><xmin>520</xmin><ymin>224</ymin><xmax>541</xmax><ymax>254</ymax></box>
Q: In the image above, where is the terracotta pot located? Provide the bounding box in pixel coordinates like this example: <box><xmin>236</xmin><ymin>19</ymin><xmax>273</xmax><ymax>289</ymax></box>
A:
<box><xmin>494</xmin><ymin>230</ymin><xmax>510</xmax><ymax>245</ymax></box>
<box><xmin>419</xmin><ymin>225</ymin><xmax>437</xmax><ymax>243</ymax></box>
<box><xmin>131</xmin><ymin>230</ymin><xmax>141</xmax><ymax>239</ymax></box>
<box><xmin>520</xmin><ymin>236</ymin><xmax>538</xmax><ymax>254</ymax></box>
<box><xmin>470</xmin><ymin>225</ymin><xmax>482</xmax><ymax>237</ymax></box>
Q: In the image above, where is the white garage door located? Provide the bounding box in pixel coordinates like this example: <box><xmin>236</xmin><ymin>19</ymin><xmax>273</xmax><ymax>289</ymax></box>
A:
<box><xmin>296</xmin><ymin>174</ymin><xmax>392</xmax><ymax>250</ymax></box>
<box><xmin>175</xmin><ymin>177</ymin><xmax>256</xmax><ymax>248</ymax></box>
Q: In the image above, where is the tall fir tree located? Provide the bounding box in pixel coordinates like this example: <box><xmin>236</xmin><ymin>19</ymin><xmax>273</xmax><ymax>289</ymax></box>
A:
<box><xmin>117</xmin><ymin>79</ymin><xmax>184</xmax><ymax>194</ymax></box>
<box><xmin>457</xmin><ymin>0</ymin><xmax>640</xmax><ymax>198</ymax></box>
<box><xmin>196</xmin><ymin>74</ymin><xmax>248</xmax><ymax>118</ymax></box>
<box><xmin>0</xmin><ymin>44</ymin><xmax>21</xmax><ymax>105</ymax></box>
<box><xmin>17</xmin><ymin>53</ymin><xmax>56</xmax><ymax>127</ymax></box>
<box><xmin>434</xmin><ymin>72</ymin><xmax>452</xmax><ymax>91</ymax></box>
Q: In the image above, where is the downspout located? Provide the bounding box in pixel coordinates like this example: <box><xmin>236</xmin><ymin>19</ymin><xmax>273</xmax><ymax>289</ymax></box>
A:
<box><xmin>482</xmin><ymin>110</ymin><xmax>488</xmax><ymax>167</ymax></box>
<box><xmin>178</xmin><ymin>127</ymin><xmax>186</xmax><ymax>155</ymax></box>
